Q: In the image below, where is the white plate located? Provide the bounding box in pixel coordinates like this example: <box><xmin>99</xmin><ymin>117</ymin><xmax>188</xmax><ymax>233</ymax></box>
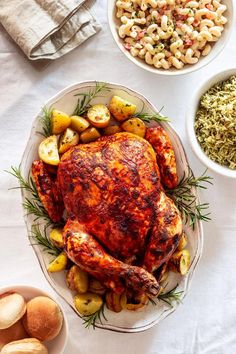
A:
<box><xmin>108</xmin><ymin>0</ymin><xmax>234</xmax><ymax>76</ymax></box>
<box><xmin>20</xmin><ymin>81</ymin><xmax>203</xmax><ymax>332</ymax></box>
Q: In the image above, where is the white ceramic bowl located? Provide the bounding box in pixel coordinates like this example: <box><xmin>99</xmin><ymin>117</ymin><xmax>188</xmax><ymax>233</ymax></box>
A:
<box><xmin>186</xmin><ymin>67</ymin><xmax>236</xmax><ymax>178</ymax></box>
<box><xmin>108</xmin><ymin>0</ymin><xmax>234</xmax><ymax>76</ymax></box>
<box><xmin>20</xmin><ymin>81</ymin><xmax>203</xmax><ymax>332</ymax></box>
<box><xmin>0</xmin><ymin>285</ymin><xmax>68</xmax><ymax>354</ymax></box>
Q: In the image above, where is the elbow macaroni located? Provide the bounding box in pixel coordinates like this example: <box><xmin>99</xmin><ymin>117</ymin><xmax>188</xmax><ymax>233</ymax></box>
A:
<box><xmin>116</xmin><ymin>0</ymin><xmax>228</xmax><ymax>70</ymax></box>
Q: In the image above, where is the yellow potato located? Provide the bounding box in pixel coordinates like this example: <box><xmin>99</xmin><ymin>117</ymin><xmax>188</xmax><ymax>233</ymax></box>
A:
<box><xmin>58</xmin><ymin>128</ymin><xmax>79</xmax><ymax>154</ymax></box>
<box><xmin>109</xmin><ymin>96</ymin><xmax>136</xmax><ymax>121</ymax></box>
<box><xmin>87</xmin><ymin>104</ymin><xmax>111</xmax><ymax>128</ymax></box>
<box><xmin>38</xmin><ymin>135</ymin><xmax>60</xmax><ymax>166</ymax></box>
<box><xmin>47</xmin><ymin>252</ymin><xmax>67</xmax><ymax>272</ymax></box>
<box><xmin>125</xmin><ymin>293</ymin><xmax>148</xmax><ymax>311</ymax></box>
<box><xmin>121</xmin><ymin>117</ymin><xmax>146</xmax><ymax>138</ymax></box>
<box><xmin>103</xmin><ymin>125</ymin><xmax>122</xmax><ymax>136</ymax></box>
<box><xmin>178</xmin><ymin>233</ymin><xmax>188</xmax><ymax>251</ymax></box>
<box><xmin>66</xmin><ymin>265</ymin><xmax>89</xmax><ymax>294</ymax></box>
<box><xmin>80</xmin><ymin>127</ymin><xmax>101</xmax><ymax>143</ymax></box>
<box><xmin>89</xmin><ymin>279</ymin><xmax>106</xmax><ymax>295</ymax></box>
<box><xmin>70</xmin><ymin>115</ymin><xmax>90</xmax><ymax>133</ymax></box>
<box><xmin>105</xmin><ymin>292</ymin><xmax>126</xmax><ymax>313</ymax></box>
<box><xmin>51</xmin><ymin>109</ymin><xmax>71</xmax><ymax>134</ymax></box>
<box><xmin>169</xmin><ymin>249</ymin><xmax>191</xmax><ymax>275</ymax></box>
<box><xmin>74</xmin><ymin>293</ymin><xmax>103</xmax><ymax>316</ymax></box>
<box><xmin>49</xmin><ymin>228</ymin><xmax>64</xmax><ymax>248</ymax></box>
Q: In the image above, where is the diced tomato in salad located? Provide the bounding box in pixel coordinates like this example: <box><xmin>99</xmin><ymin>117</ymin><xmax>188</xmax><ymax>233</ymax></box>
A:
<box><xmin>124</xmin><ymin>43</ymin><xmax>131</xmax><ymax>51</ymax></box>
<box><xmin>206</xmin><ymin>4</ymin><xmax>214</xmax><ymax>11</ymax></box>
<box><xmin>193</xmin><ymin>19</ymin><xmax>200</xmax><ymax>27</ymax></box>
<box><xmin>137</xmin><ymin>31</ymin><xmax>145</xmax><ymax>40</ymax></box>
<box><xmin>176</xmin><ymin>14</ymin><xmax>188</xmax><ymax>21</ymax></box>
<box><xmin>184</xmin><ymin>38</ymin><xmax>194</xmax><ymax>47</ymax></box>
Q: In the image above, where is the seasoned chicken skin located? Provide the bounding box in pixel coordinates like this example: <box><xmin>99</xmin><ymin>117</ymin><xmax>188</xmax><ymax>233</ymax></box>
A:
<box><xmin>32</xmin><ymin>129</ymin><xmax>182</xmax><ymax>295</ymax></box>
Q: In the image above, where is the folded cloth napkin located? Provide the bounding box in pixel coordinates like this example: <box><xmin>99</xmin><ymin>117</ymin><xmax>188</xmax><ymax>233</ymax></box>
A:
<box><xmin>0</xmin><ymin>0</ymin><xmax>101</xmax><ymax>60</ymax></box>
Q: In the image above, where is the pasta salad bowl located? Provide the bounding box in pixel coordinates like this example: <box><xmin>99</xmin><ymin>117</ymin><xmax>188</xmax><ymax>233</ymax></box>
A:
<box><xmin>18</xmin><ymin>81</ymin><xmax>205</xmax><ymax>332</ymax></box>
<box><xmin>108</xmin><ymin>0</ymin><xmax>234</xmax><ymax>76</ymax></box>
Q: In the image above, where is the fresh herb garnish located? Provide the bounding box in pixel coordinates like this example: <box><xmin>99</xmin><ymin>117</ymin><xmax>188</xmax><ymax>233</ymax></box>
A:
<box><xmin>149</xmin><ymin>284</ymin><xmax>183</xmax><ymax>307</ymax></box>
<box><xmin>166</xmin><ymin>168</ymin><xmax>213</xmax><ymax>228</ymax></box>
<box><xmin>134</xmin><ymin>106</ymin><xmax>170</xmax><ymax>124</ymax></box>
<box><xmin>7</xmin><ymin>166</ymin><xmax>53</xmax><ymax>226</ymax></box>
<box><xmin>7</xmin><ymin>166</ymin><xmax>38</xmax><ymax>199</ymax></box>
<box><xmin>82</xmin><ymin>302</ymin><xmax>107</xmax><ymax>329</ymax></box>
<box><xmin>31</xmin><ymin>224</ymin><xmax>60</xmax><ymax>256</ymax></box>
<box><xmin>23</xmin><ymin>197</ymin><xmax>52</xmax><ymax>224</ymax></box>
<box><xmin>39</xmin><ymin>106</ymin><xmax>53</xmax><ymax>137</ymax></box>
<box><xmin>158</xmin><ymin>284</ymin><xmax>183</xmax><ymax>306</ymax></box>
<box><xmin>73</xmin><ymin>82</ymin><xmax>110</xmax><ymax>116</ymax></box>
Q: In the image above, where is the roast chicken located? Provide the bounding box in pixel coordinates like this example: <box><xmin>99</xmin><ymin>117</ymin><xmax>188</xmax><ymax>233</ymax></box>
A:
<box><xmin>32</xmin><ymin>127</ymin><xmax>183</xmax><ymax>297</ymax></box>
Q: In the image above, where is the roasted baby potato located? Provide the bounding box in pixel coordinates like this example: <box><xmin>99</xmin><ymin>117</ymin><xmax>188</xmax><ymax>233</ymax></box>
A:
<box><xmin>74</xmin><ymin>292</ymin><xmax>103</xmax><ymax>316</ymax></box>
<box><xmin>87</xmin><ymin>104</ymin><xmax>111</xmax><ymax>128</ymax></box>
<box><xmin>89</xmin><ymin>279</ymin><xmax>106</xmax><ymax>295</ymax></box>
<box><xmin>103</xmin><ymin>125</ymin><xmax>122</xmax><ymax>136</ymax></box>
<box><xmin>121</xmin><ymin>117</ymin><xmax>146</xmax><ymax>138</ymax></box>
<box><xmin>125</xmin><ymin>293</ymin><xmax>148</xmax><ymax>311</ymax></box>
<box><xmin>169</xmin><ymin>249</ymin><xmax>191</xmax><ymax>275</ymax></box>
<box><xmin>47</xmin><ymin>251</ymin><xmax>67</xmax><ymax>272</ymax></box>
<box><xmin>51</xmin><ymin>109</ymin><xmax>71</xmax><ymax>134</ymax></box>
<box><xmin>105</xmin><ymin>292</ymin><xmax>126</xmax><ymax>313</ymax></box>
<box><xmin>58</xmin><ymin>128</ymin><xmax>79</xmax><ymax>154</ymax></box>
<box><xmin>66</xmin><ymin>265</ymin><xmax>89</xmax><ymax>294</ymax></box>
<box><xmin>80</xmin><ymin>127</ymin><xmax>101</xmax><ymax>143</ymax></box>
<box><xmin>49</xmin><ymin>228</ymin><xmax>64</xmax><ymax>248</ymax></box>
<box><xmin>38</xmin><ymin>135</ymin><xmax>60</xmax><ymax>166</ymax></box>
<box><xmin>70</xmin><ymin>115</ymin><xmax>90</xmax><ymax>133</ymax></box>
<box><xmin>178</xmin><ymin>233</ymin><xmax>188</xmax><ymax>251</ymax></box>
<box><xmin>109</xmin><ymin>96</ymin><xmax>136</xmax><ymax>121</ymax></box>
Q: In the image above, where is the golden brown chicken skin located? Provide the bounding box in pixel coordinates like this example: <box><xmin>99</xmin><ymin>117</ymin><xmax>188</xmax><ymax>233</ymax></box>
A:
<box><xmin>57</xmin><ymin>132</ymin><xmax>182</xmax><ymax>265</ymax></box>
<box><xmin>145</xmin><ymin>126</ymin><xmax>178</xmax><ymax>189</ymax></box>
<box><xmin>32</xmin><ymin>160</ymin><xmax>63</xmax><ymax>222</ymax></box>
<box><xmin>64</xmin><ymin>218</ymin><xmax>161</xmax><ymax>296</ymax></box>
<box><xmin>33</xmin><ymin>131</ymin><xmax>183</xmax><ymax>293</ymax></box>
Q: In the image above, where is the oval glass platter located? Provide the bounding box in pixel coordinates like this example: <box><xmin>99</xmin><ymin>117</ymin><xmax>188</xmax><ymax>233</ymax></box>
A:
<box><xmin>20</xmin><ymin>81</ymin><xmax>203</xmax><ymax>333</ymax></box>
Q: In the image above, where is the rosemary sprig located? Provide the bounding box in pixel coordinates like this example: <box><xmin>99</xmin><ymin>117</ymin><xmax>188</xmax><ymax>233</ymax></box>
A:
<box><xmin>166</xmin><ymin>168</ymin><xmax>213</xmax><ymax>228</ymax></box>
<box><xmin>31</xmin><ymin>224</ymin><xmax>60</xmax><ymax>256</ymax></box>
<box><xmin>23</xmin><ymin>197</ymin><xmax>52</xmax><ymax>224</ymax></box>
<box><xmin>7</xmin><ymin>166</ymin><xmax>52</xmax><ymax>226</ymax></box>
<box><xmin>73</xmin><ymin>82</ymin><xmax>110</xmax><ymax>116</ymax></box>
<box><xmin>148</xmin><ymin>297</ymin><xmax>157</xmax><ymax>306</ymax></box>
<box><xmin>134</xmin><ymin>105</ymin><xmax>170</xmax><ymax>123</ymax></box>
<box><xmin>158</xmin><ymin>284</ymin><xmax>183</xmax><ymax>307</ymax></box>
<box><xmin>134</xmin><ymin>112</ymin><xmax>170</xmax><ymax>123</ymax></box>
<box><xmin>7</xmin><ymin>166</ymin><xmax>38</xmax><ymax>199</ymax></box>
<box><xmin>149</xmin><ymin>284</ymin><xmax>183</xmax><ymax>307</ymax></box>
<box><xmin>39</xmin><ymin>106</ymin><xmax>53</xmax><ymax>137</ymax></box>
<box><xmin>82</xmin><ymin>302</ymin><xmax>107</xmax><ymax>329</ymax></box>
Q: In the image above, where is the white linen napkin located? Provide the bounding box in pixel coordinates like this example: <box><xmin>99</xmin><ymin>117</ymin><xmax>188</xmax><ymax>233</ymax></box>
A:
<box><xmin>0</xmin><ymin>0</ymin><xmax>101</xmax><ymax>60</ymax></box>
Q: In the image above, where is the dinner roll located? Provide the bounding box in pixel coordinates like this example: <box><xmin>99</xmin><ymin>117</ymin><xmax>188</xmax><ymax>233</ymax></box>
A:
<box><xmin>0</xmin><ymin>320</ymin><xmax>27</xmax><ymax>349</ymax></box>
<box><xmin>23</xmin><ymin>296</ymin><xmax>63</xmax><ymax>341</ymax></box>
<box><xmin>0</xmin><ymin>293</ymin><xmax>26</xmax><ymax>329</ymax></box>
<box><xmin>1</xmin><ymin>338</ymin><xmax>48</xmax><ymax>354</ymax></box>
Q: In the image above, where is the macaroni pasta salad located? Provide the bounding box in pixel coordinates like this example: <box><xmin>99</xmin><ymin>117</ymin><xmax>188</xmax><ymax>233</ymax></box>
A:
<box><xmin>116</xmin><ymin>0</ymin><xmax>227</xmax><ymax>70</ymax></box>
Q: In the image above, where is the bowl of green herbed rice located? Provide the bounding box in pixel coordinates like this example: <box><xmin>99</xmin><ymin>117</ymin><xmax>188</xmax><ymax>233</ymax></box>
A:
<box><xmin>186</xmin><ymin>68</ymin><xmax>236</xmax><ymax>178</ymax></box>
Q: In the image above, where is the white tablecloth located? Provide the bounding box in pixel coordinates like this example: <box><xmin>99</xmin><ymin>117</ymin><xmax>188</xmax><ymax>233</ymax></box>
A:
<box><xmin>0</xmin><ymin>1</ymin><xmax>236</xmax><ymax>353</ymax></box>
